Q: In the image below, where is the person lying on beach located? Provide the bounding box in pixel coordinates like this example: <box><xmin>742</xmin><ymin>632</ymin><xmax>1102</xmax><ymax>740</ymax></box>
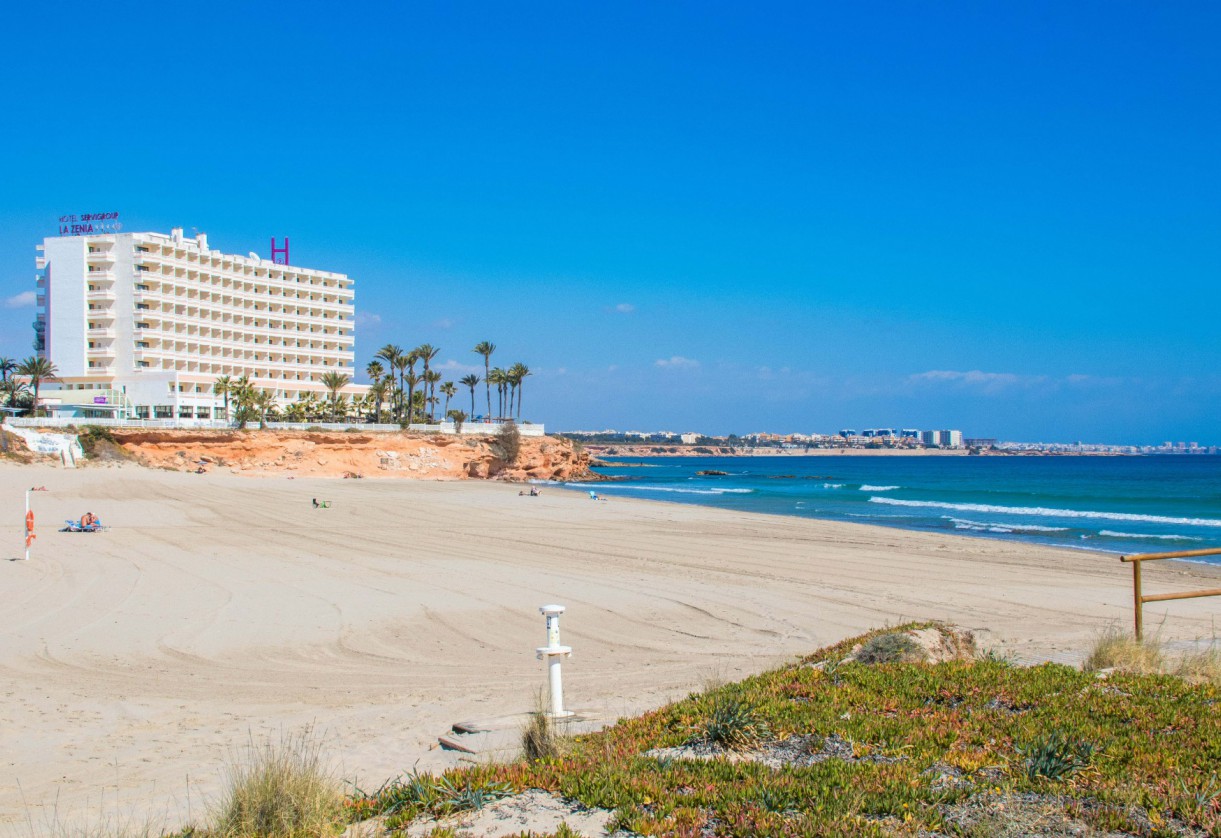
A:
<box><xmin>80</xmin><ymin>512</ymin><xmax>98</xmax><ymax>530</ymax></box>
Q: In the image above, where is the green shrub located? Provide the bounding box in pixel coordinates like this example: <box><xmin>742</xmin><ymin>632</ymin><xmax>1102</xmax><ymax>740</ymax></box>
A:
<box><xmin>1020</xmin><ymin>730</ymin><xmax>1095</xmax><ymax>780</ymax></box>
<box><xmin>689</xmin><ymin>696</ymin><xmax>770</xmax><ymax>751</ymax></box>
<box><xmin>494</xmin><ymin>421</ymin><xmax>521</xmax><ymax>464</ymax></box>
<box><xmin>855</xmin><ymin>631</ymin><xmax>921</xmax><ymax>664</ymax></box>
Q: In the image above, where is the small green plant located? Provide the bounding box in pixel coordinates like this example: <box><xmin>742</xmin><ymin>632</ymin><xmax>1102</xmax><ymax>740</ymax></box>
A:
<box><xmin>305</xmin><ymin>425</ymin><xmax>325</xmax><ymax>433</ymax></box>
<box><xmin>432</xmin><ymin>774</ymin><xmax>513</xmax><ymax>814</ymax></box>
<box><xmin>356</xmin><ymin>769</ymin><xmax>512</xmax><ymax>828</ymax></box>
<box><xmin>689</xmin><ymin>696</ymin><xmax>770</xmax><ymax>751</ymax></box>
<box><xmin>855</xmin><ymin>631</ymin><xmax>921</xmax><ymax>664</ymax></box>
<box><xmin>1178</xmin><ymin>773</ymin><xmax>1221</xmax><ymax>818</ymax></box>
<box><xmin>1020</xmin><ymin>730</ymin><xmax>1095</xmax><ymax>780</ymax></box>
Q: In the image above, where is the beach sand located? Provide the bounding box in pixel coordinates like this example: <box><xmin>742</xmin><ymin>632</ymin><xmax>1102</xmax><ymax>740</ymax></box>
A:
<box><xmin>3</xmin><ymin>461</ymin><xmax>1219</xmax><ymax>830</ymax></box>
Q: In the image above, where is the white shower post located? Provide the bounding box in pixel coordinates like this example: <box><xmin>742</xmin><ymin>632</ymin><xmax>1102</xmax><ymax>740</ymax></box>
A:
<box><xmin>535</xmin><ymin>604</ymin><xmax>574</xmax><ymax>717</ymax></box>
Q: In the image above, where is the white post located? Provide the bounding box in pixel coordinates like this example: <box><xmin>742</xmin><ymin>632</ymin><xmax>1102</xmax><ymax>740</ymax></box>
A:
<box><xmin>535</xmin><ymin>604</ymin><xmax>573</xmax><ymax>717</ymax></box>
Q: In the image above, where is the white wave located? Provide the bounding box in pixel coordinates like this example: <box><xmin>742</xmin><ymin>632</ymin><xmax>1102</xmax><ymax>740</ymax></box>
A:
<box><xmin>872</xmin><ymin>497</ymin><xmax>1221</xmax><ymax>528</ymax></box>
<box><xmin>859</xmin><ymin>485</ymin><xmax>899</xmax><ymax>492</ymax></box>
<box><xmin>1098</xmin><ymin>530</ymin><xmax>1203</xmax><ymax>542</ymax></box>
<box><xmin>823</xmin><ymin>483</ymin><xmax>844</xmax><ymax>489</ymax></box>
<box><xmin>601</xmin><ymin>485</ymin><xmax>754</xmax><ymax>496</ymax></box>
<box><xmin>946</xmin><ymin>517</ymin><xmax>1068</xmax><ymax>534</ymax></box>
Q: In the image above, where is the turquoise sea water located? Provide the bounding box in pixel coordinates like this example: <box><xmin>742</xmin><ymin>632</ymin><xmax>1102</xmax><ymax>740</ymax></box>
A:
<box><xmin>571</xmin><ymin>455</ymin><xmax>1221</xmax><ymax>564</ymax></box>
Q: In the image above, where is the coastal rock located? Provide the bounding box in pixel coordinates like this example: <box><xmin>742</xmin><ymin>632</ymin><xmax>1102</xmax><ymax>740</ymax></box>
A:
<box><xmin>696</xmin><ymin>469</ymin><xmax>729</xmax><ymax>476</ymax></box>
<box><xmin>75</xmin><ymin>429</ymin><xmax>596</xmax><ymax>482</ymax></box>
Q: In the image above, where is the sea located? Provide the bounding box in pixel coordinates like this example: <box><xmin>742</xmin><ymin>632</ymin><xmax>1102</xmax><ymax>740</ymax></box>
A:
<box><xmin>568</xmin><ymin>455</ymin><xmax>1221</xmax><ymax>565</ymax></box>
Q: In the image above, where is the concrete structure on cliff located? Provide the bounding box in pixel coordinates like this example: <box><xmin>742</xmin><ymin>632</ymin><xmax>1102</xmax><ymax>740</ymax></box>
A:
<box><xmin>35</xmin><ymin>227</ymin><xmax>364</xmax><ymax>419</ymax></box>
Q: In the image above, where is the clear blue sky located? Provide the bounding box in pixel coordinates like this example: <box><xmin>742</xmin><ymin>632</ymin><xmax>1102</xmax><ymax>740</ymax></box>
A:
<box><xmin>2</xmin><ymin>2</ymin><xmax>1218</xmax><ymax>443</ymax></box>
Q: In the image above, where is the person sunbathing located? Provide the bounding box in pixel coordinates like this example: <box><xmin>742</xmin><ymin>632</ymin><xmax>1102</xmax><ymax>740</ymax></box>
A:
<box><xmin>80</xmin><ymin>512</ymin><xmax>100</xmax><ymax>531</ymax></box>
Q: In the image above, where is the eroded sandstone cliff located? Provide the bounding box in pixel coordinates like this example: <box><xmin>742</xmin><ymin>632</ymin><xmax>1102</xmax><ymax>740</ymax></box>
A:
<box><xmin>104</xmin><ymin>429</ymin><xmax>595</xmax><ymax>481</ymax></box>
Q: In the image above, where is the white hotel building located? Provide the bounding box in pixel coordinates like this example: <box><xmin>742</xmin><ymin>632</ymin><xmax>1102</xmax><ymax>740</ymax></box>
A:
<box><xmin>36</xmin><ymin>227</ymin><xmax>363</xmax><ymax>420</ymax></box>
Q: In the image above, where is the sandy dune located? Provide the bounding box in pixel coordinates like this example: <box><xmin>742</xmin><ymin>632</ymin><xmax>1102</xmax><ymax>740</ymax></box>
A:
<box><xmin>2</xmin><ymin>461</ymin><xmax>1218</xmax><ymax>830</ymax></box>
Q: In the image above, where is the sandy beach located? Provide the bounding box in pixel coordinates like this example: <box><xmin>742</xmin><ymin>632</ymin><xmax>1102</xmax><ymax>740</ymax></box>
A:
<box><xmin>3</xmin><ymin>461</ymin><xmax>1219</xmax><ymax>831</ymax></box>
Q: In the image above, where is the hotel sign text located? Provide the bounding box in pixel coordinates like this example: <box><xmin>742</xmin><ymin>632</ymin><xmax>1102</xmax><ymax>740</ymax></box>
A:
<box><xmin>58</xmin><ymin>211</ymin><xmax>122</xmax><ymax>236</ymax></box>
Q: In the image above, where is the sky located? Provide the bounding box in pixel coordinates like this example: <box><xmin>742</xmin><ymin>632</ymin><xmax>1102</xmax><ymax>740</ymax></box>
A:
<box><xmin>1</xmin><ymin>2</ymin><xmax>1218</xmax><ymax>444</ymax></box>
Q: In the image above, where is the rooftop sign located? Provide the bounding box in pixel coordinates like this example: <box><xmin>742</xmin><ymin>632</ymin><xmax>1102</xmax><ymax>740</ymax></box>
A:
<box><xmin>58</xmin><ymin>212</ymin><xmax>122</xmax><ymax>236</ymax></box>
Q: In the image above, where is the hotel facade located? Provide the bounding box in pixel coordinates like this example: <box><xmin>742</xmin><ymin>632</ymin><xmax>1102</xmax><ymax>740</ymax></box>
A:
<box><xmin>35</xmin><ymin>227</ymin><xmax>363</xmax><ymax>420</ymax></box>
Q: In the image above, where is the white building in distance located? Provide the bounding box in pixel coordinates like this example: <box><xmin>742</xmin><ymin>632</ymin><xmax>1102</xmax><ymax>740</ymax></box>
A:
<box><xmin>35</xmin><ymin>227</ymin><xmax>363</xmax><ymax>420</ymax></box>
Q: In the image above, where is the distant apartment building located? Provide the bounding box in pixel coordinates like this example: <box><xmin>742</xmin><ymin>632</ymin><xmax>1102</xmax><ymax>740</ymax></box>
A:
<box><xmin>35</xmin><ymin>227</ymin><xmax>363</xmax><ymax>419</ymax></box>
<box><xmin>921</xmin><ymin>429</ymin><xmax>964</xmax><ymax>448</ymax></box>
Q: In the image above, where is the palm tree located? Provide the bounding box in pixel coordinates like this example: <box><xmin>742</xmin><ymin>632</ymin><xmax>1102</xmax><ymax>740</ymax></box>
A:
<box><xmin>253</xmin><ymin>389</ymin><xmax>277</xmax><ymax>429</ymax></box>
<box><xmin>447</xmin><ymin>409</ymin><xmax>467</xmax><ymax>434</ymax></box>
<box><xmin>376</xmin><ymin>344</ymin><xmax>403</xmax><ymax>417</ymax></box>
<box><xmin>508</xmin><ymin>363</ymin><xmax>531</xmax><ymax>420</ymax></box>
<box><xmin>414</xmin><ymin>344</ymin><xmax>440</xmax><ymax>417</ymax></box>
<box><xmin>473</xmin><ymin>341</ymin><xmax>495</xmax><ymax>419</ymax></box>
<box><xmin>319</xmin><ymin>371</ymin><xmax>351</xmax><ymax>422</ymax></box>
<box><xmin>460</xmin><ymin>374</ymin><xmax>480</xmax><ymax>418</ymax></box>
<box><xmin>0</xmin><ymin>356</ymin><xmax>16</xmax><ymax>383</ymax></box>
<box><xmin>16</xmin><ymin>357</ymin><xmax>60</xmax><ymax>417</ymax></box>
<box><xmin>231</xmin><ymin>375</ymin><xmax>256</xmax><ymax>428</ymax></box>
<box><xmin>368</xmin><ymin>379</ymin><xmax>389</xmax><ymax>423</ymax></box>
<box><xmin>439</xmin><ymin>381</ymin><xmax>456</xmax><ymax>418</ymax></box>
<box><xmin>488</xmin><ymin>367</ymin><xmax>507</xmax><ymax>420</ymax></box>
<box><xmin>365</xmin><ymin>360</ymin><xmax>384</xmax><ymax>385</ymax></box>
<box><xmin>2</xmin><ymin>377</ymin><xmax>29</xmax><ymax>409</ymax></box>
<box><xmin>284</xmin><ymin>400</ymin><xmax>309</xmax><ymax>423</ymax></box>
<box><xmin>213</xmin><ymin>375</ymin><xmax>233</xmax><ymax>422</ymax></box>
<box><xmin>391</xmin><ymin>355</ymin><xmax>410</xmax><ymax>421</ymax></box>
<box><xmin>423</xmin><ymin>369</ymin><xmax>441</xmax><ymax>422</ymax></box>
<box><xmin>404</xmin><ymin>371</ymin><xmax>421</xmax><ymax>425</ymax></box>
<box><xmin>297</xmin><ymin>391</ymin><xmax>322</xmax><ymax>422</ymax></box>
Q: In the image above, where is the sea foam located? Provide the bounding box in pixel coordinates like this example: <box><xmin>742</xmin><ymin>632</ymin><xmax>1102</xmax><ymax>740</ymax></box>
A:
<box><xmin>859</xmin><ymin>485</ymin><xmax>899</xmax><ymax>491</ymax></box>
<box><xmin>871</xmin><ymin>497</ymin><xmax>1221</xmax><ymax>528</ymax></box>
<box><xmin>1098</xmin><ymin>530</ymin><xmax>1203</xmax><ymax>542</ymax></box>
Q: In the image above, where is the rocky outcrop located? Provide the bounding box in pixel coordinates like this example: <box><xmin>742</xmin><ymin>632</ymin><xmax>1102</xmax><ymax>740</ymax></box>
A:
<box><xmin>101</xmin><ymin>429</ymin><xmax>596</xmax><ymax>482</ymax></box>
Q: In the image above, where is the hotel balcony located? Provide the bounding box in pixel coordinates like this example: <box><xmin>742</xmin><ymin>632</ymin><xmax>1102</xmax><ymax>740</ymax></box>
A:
<box><xmin>87</xmin><ymin>346</ymin><xmax>115</xmax><ymax>357</ymax></box>
<box><xmin>87</xmin><ymin>327</ymin><xmax>116</xmax><ymax>339</ymax></box>
<box><xmin>86</xmin><ymin>250</ymin><xmax>116</xmax><ymax>265</ymax></box>
<box><xmin>87</xmin><ymin>288</ymin><xmax>116</xmax><ymax>301</ymax></box>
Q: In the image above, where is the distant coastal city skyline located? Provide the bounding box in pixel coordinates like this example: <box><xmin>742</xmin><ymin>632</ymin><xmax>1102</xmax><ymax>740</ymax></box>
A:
<box><xmin>2</xmin><ymin>3</ymin><xmax>1218</xmax><ymax>443</ymax></box>
<box><xmin>563</xmin><ymin>428</ymin><xmax>1219</xmax><ymax>454</ymax></box>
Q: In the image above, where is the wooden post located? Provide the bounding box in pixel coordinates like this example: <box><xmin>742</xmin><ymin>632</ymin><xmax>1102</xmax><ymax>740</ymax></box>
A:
<box><xmin>1120</xmin><ymin>548</ymin><xmax>1221</xmax><ymax>643</ymax></box>
<box><xmin>1132</xmin><ymin>559</ymin><xmax>1142</xmax><ymax>641</ymax></box>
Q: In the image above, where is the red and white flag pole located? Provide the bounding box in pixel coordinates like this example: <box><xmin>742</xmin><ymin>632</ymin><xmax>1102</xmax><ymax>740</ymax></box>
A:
<box><xmin>24</xmin><ymin>488</ymin><xmax>35</xmax><ymax>561</ymax></box>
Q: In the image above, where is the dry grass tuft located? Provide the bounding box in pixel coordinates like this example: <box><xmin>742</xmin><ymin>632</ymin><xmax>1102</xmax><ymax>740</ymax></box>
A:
<box><xmin>1083</xmin><ymin>626</ymin><xmax>1164</xmax><ymax>675</ymax></box>
<box><xmin>210</xmin><ymin>726</ymin><xmax>343</xmax><ymax>838</ymax></box>
<box><xmin>1174</xmin><ymin>646</ymin><xmax>1221</xmax><ymax>686</ymax></box>
<box><xmin>521</xmin><ymin>690</ymin><xmax>562</xmax><ymax>762</ymax></box>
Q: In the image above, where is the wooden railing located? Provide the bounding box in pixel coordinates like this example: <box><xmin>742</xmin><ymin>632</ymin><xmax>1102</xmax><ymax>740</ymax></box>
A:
<box><xmin>1120</xmin><ymin>548</ymin><xmax>1221</xmax><ymax>640</ymax></box>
